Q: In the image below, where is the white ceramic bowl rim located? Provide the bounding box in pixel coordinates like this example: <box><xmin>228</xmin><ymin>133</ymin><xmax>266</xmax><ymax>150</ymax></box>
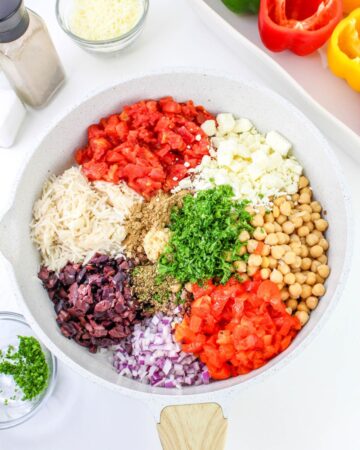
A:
<box><xmin>0</xmin><ymin>69</ymin><xmax>353</xmax><ymax>411</ymax></box>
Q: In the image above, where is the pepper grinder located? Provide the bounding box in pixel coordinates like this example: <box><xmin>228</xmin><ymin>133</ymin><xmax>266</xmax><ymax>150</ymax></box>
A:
<box><xmin>0</xmin><ymin>0</ymin><xmax>65</xmax><ymax>108</ymax></box>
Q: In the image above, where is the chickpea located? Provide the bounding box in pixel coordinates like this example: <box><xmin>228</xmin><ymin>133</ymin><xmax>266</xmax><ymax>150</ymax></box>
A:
<box><xmin>290</xmin><ymin>215</ymin><xmax>303</xmax><ymax>229</ymax></box>
<box><xmin>258</xmin><ymin>206</ymin><xmax>266</xmax><ymax>216</ymax></box>
<box><xmin>273</xmin><ymin>205</ymin><xmax>280</xmax><ymax>218</ymax></box>
<box><xmin>269</xmin><ymin>257</ymin><xmax>278</xmax><ymax>269</ymax></box>
<box><xmin>306</xmin><ymin>296</ymin><xmax>319</xmax><ymax>310</ymax></box>
<box><xmin>274</xmin><ymin>222</ymin><xmax>282</xmax><ymax>232</ymax></box>
<box><xmin>312</xmin><ymin>283</ymin><xmax>325</xmax><ymax>297</ymax></box>
<box><xmin>247</xmin><ymin>265</ymin><xmax>258</xmax><ymax>276</ymax></box>
<box><xmin>291</xmin><ymin>256</ymin><xmax>302</xmax><ymax>269</ymax></box>
<box><xmin>289</xmin><ymin>283</ymin><xmax>302</xmax><ymax>298</ymax></box>
<box><xmin>317</xmin><ymin>264</ymin><xmax>330</xmax><ymax>279</ymax></box>
<box><xmin>278</xmin><ymin>261</ymin><xmax>290</xmax><ymax>275</ymax></box>
<box><xmin>282</xmin><ymin>221</ymin><xmax>295</xmax><ymax>235</ymax></box>
<box><xmin>252</xmin><ymin>214</ymin><xmax>264</xmax><ymax>227</ymax></box>
<box><xmin>315</xmin><ymin>219</ymin><xmax>328</xmax><ymax>232</ymax></box>
<box><xmin>277</xmin><ymin>214</ymin><xmax>287</xmax><ymax>225</ymax></box>
<box><xmin>284</xmin><ymin>272</ymin><xmax>296</xmax><ymax>285</ymax></box>
<box><xmin>311</xmin><ymin>260</ymin><xmax>321</xmax><ymax>273</ymax></box>
<box><xmin>290</xmin><ymin>233</ymin><xmax>301</xmax><ymax>242</ymax></box>
<box><xmin>290</xmin><ymin>242</ymin><xmax>302</xmax><ymax>256</ymax></box>
<box><xmin>306</xmin><ymin>272</ymin><xmax>317</xmax><ymax>286</ymax></box>
<box><xmin>280</xmin><ymin>201</ymin><xmax>292</xmax><ymax>216</ymax></box>
<box><xmin>297</xmin><ymin>301</ymin><xmax>310</xmax><ymax>313</ymax></box>
<box><xmin>261</xmin><ymin>256</ymin><xmax>270</xmax><ymax>268</ymax></box>
<box><xmin>261</xmin><ymin>244</ymin><xmax>271</xmax><ymax>256</ymax></box>
<box><xmin>299</xmin><ymin>192</ymin><xmax>311</xmax><ymax>204</ymax></box>
<box><xmin>295</xmin><ymin>310</ymin><xmax>309</xmax><ymax>326</ymax></box>
<box><xmin>233</xmin><ymin>260</ymin><xmax>247</xmax><ymax>273</ymax></box>
<box><xmin>301</xmin><ymin>212</ymin><xmax>312</xmax><ymax>223</ymax></box>
<box><xmin>299</xmin><ymin>176</ymin><xmax>309</xmax><ymax>189</ymax></box>
<box><xmin>317</xmin><ymin>254</ymin><xmax>328</xmax><ymax>264</ymax></box>
<box><xmin>287</xmin><ymin>299</ymin><xmax>298</xmax><ymax>311</ymax></box>
<box><xmin>318</xmin><ymin>238</ymin><xmax>329</xmax><ymax>251</ymax></box>
<box><xmin>311</xmin><ymin>212</ymin><xmax>321</xmax><ymax>221</ymax></box>
<box><xmin>274</xmin><ymin>197</ymin><xmax>286</xmax><ymax>206</ymax></box>
<box><xmin>264</xmin><ymin>222</ymin><xmax>275</xmax><ymax>234</ymax></box>
<box><xmin>310</xmin><ymin>201</ymin><xmax>322</xmax><ymax>213</ymax></box>
<box><xmin>300</xmin><ymin>245</ymin><xmax>309</xmax><ymax>258</ymax></box>
<box><xmin>299</xmin><ymin>204</ymin><xmax>312</xmax><ymax>213</ymax></box>
<box><xmin>184</xmin><ymin>282</ymin><xmax>193</xmax><ymax>293</ymax></box>
<box><xmin>297</xmin><ymin>225</ymin><xmax>310</xmax><ymax>237</ymax></box>
<box><xmin>295</xmin><ymin>272</ymin><xmax>307</xmax><ymax>284</ymax></box>
<box><xmin>281</xmin><ymin>288</ymin><xmax>290</xmax><ymax>301</ymax></box>
<box><xmin>248</xmin><ymin>254</ymin><xmax>262</xmax><ymax>267</ymax></box>
<box><xmin>316</xmin><ymin>275</ymin><xmax>325</xmax><ymax>284</ymax></box>
<box><xmin>301</xmin><ymin>257</ymin><xmax>312</xmax><ymax>271</ymax></box>
<box><xmin>310</xmin><ymin>245</ymin><xmax>324</xmax><ymax>258</ymax></box>
<box><xmin>278</xmin><ymin>282</ymin><xmax>285</xmax><ymax>290</ymax></box>
<box><xmin>170</xmin><ymin>283</ymin><xmax>182</xmax><ymax>293</ymax></box>
<box><xmin>247</xmin><ymin>239</ymin><xmax>258</xmax><ymax>253</ymax></box>
<box><xmin>240</xmin><ymin>274</ymin><xmax>249</xmax><ymax>282</ymax></box>
<box><xmin>283</xmin><ymin>251</ymin><xmax>296</xmax><ymax>265</ymax></box>
<box><xmin>305</xmin><ymin>221</ymin><xmax>315</xmax><ymax>232</ymax></box>
<box><xmin>301</xmin><ymin>284</ymin><xmax>312</xmax><ymax>299</ymax></box>
<box><xmin>270</xmin><ymin>269</ymin><xmax>283</xmax><ymax>284</ymax></box>
<box><xmin>239</xmin><ymin>230</ymin><xmax>250</xmax><ymax>242</ymax></box>
<box><xmin>282</xmin><ymin>244</ymin><xmax>291</xmax><ymax>253</ymax></box>
<box><xmin>260</xmin><ymin>268</ymin><xmax>271</xmax><ymax>280</ymax></box>
<box><xmin>237</xmin><ymin>245</ymin><xmax>247</xmax><ymax>256</ymax></box>
<box><xmin>286</xmin><ymin>307</ymin><xmax>293</xmax><ymax>315</ymax></box>
<box><xmin>265</xmin><ymin>212</ymin><xmax>274</xmax><ymax>223</ymax></box>
<box><xmin>306</xmin><ymin>233</ymin><xmax>319</xmax><ymax>247</ymax></box>
<box><xmin>253</xmin><ymin>227</ymin><xmax>267</xmax><ymax>241</ymax></box>
<box><xmin>271</xmin><ymin>245</ymin><xmax>285</xmax><ymax>259</ymax></box>
<box><xmin>265</xmin><ymin>233</ymin><xmax>278</xmax><ymax>246</ymax></box>
<box><xmin>313</xmin><ymin>230</ymin><xmax>323</xmax><ymax>238</ymax></box>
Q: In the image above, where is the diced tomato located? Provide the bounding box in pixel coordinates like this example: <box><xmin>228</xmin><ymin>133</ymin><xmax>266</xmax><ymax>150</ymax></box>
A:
<box><xmin>74</xmin><ymin>97</ymin><xmax>214</xmax><ymax>197</ymax></box>
<box><xmin>175</xmin><ymin>276</ymin><xmax>300</xmax><ymax>382</ymax></box>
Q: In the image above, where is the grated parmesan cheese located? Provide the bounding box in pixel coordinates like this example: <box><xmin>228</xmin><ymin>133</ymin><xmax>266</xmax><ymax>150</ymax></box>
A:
<box><xmin>30</xmin><ymin>167</ymin><xmax>142</xmax><ymax>272</ymax></box>
<box><xmin>173</xmin><ymin>114</ymin><xmax>303</xmax><ymax>207</ymax></box>
<box><xmin>70</xmin><ymin>0</ymin><xmax>143</xmax><ymax>41</ymax></box>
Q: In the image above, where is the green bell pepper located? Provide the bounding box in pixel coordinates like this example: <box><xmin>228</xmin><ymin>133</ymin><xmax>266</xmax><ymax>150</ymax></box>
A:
<box><xmin>221</xmin><ymin>0</ymin><xmax>260</xmax><ymax>14</ymax></box>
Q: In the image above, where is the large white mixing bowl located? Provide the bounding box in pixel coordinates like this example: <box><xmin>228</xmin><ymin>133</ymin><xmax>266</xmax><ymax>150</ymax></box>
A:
<box><xmin>0</xmin><ymin>70</ymin><xmax>352</xmax><ymax>449</ymax></box>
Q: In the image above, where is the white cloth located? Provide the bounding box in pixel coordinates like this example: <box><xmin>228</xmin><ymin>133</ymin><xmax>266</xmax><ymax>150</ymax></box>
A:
<box><xmin>1</xmin><ymin>1</ymin><xmax>360</xmax><ymax>449</ymax></box>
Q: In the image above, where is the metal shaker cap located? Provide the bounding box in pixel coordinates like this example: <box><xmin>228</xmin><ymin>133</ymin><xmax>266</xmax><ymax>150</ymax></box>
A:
<box><xmin>0</xmin><ymin>0</ymin><xmax>29</xmax><ymax>43</ymax></box>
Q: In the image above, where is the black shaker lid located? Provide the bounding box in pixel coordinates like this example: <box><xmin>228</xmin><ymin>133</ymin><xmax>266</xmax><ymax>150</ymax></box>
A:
<box><xmin>0</xmin><ymin>0</ymin><xmax>29</xmax><ymax>43</ymax></box>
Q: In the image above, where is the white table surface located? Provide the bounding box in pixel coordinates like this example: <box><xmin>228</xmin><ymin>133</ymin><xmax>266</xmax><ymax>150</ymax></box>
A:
<box><xmin>1</xmin><ymin>1</ymin><xmax>360</xmax><ymax>449</ymax></box>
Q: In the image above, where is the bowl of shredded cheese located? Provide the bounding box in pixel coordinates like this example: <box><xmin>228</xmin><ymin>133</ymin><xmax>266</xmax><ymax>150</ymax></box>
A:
<box><xmin>56</xmin><ymin>0</ymin><xmax>149</xmax><ymax>53</ymax></box>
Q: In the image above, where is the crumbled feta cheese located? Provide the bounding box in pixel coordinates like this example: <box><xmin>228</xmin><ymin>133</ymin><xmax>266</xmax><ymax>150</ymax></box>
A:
<box><xmin>173</xmin><ymin>112</ymin><xmax>303</xmax><ymax>206</ymax></box>
<box><xmin>216</xmin><ymin>113</ymin><xmax>235</xmax><ymax>135</ymax></box>
<box><xmin>266</xmin><ymin>130</ymin><xmax>292</xmax><ymax>156</ymax></box>
<box><xmin>234</xmin><ymin>118</ymin><xmax>253</xmax><ymax>133</ymax></box>
<box><xmin>201</xmin><ymin>119</ymin><xmax>217</xmax><ymax>137</ymax></box>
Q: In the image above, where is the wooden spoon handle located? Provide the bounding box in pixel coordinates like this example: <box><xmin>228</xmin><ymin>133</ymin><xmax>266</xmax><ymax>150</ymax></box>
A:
<box><xmin>157</xmin><ymin>403</ymin><xmax>228</xmax><ymax>450</ymax></box>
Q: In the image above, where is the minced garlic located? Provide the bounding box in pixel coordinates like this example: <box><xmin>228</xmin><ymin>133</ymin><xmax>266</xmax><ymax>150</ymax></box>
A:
<box><xmin>70</xmin><ymin>0</ymin><xmax>143</xmax><ymax>41</ymax></box>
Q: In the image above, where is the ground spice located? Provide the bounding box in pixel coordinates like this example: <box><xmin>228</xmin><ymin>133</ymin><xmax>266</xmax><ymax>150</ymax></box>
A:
<box><xmin>131</xmin><ymin>264</ymin><xmax>190</xmax><ymax>315</ymax></box>
<box><xmin>0</xmin><ymin>336</ymin><xmax>49</xmax><ymax>401</ymax></box>
<box><xmin>124</xmin><ymin>191</ymin><xmax>188</xmax><ymax>257</ymax></box>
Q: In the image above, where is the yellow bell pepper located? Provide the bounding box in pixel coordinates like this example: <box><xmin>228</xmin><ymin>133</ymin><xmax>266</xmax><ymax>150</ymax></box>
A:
<box><xmin>343</xmin><ymin>0</ymin><xmax>360</xmax><ymax>14</ymax></box>
<box><xmin>328</xmin><ymin>8</ymin><xmax>360</xmax><ymax>92</ymax></box>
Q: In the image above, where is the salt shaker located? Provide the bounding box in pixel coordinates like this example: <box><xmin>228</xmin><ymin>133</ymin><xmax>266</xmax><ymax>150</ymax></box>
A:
<box><xmin>0</xmin><ymin>0</ymin><xmax>65</xmax><ymax>108</ymax></box>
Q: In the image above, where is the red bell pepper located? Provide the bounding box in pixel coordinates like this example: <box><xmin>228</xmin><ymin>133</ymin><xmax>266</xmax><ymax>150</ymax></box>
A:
<box><xmin>258</xmin><ymin>0</ymin><xmax>343</xmax><ymax>56</ymax></box>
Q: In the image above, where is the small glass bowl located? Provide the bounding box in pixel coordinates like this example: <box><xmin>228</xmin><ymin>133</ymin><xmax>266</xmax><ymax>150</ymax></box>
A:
<box><xmin>56</xmin><ymin>0</ymin><xmax>149</xmax><ymax>54</ymax></box>
<box><xmin>0</xmin><ymin>312</ymin><xmax>57</xmax><ymax>430</ymax></box>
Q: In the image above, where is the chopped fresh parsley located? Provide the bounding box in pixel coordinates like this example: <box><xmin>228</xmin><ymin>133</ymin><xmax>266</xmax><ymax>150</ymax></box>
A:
<box><xmin>158</xmin><ymin>185</ymin><xmax>253</xmax><ymax>284</ymax></box>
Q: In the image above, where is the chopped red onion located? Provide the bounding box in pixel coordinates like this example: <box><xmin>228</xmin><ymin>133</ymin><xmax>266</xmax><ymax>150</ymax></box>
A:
<box><xmin>113</xmin><ymin>313</ymin><xmax>209</xmax><ymax>388</ymax></box>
